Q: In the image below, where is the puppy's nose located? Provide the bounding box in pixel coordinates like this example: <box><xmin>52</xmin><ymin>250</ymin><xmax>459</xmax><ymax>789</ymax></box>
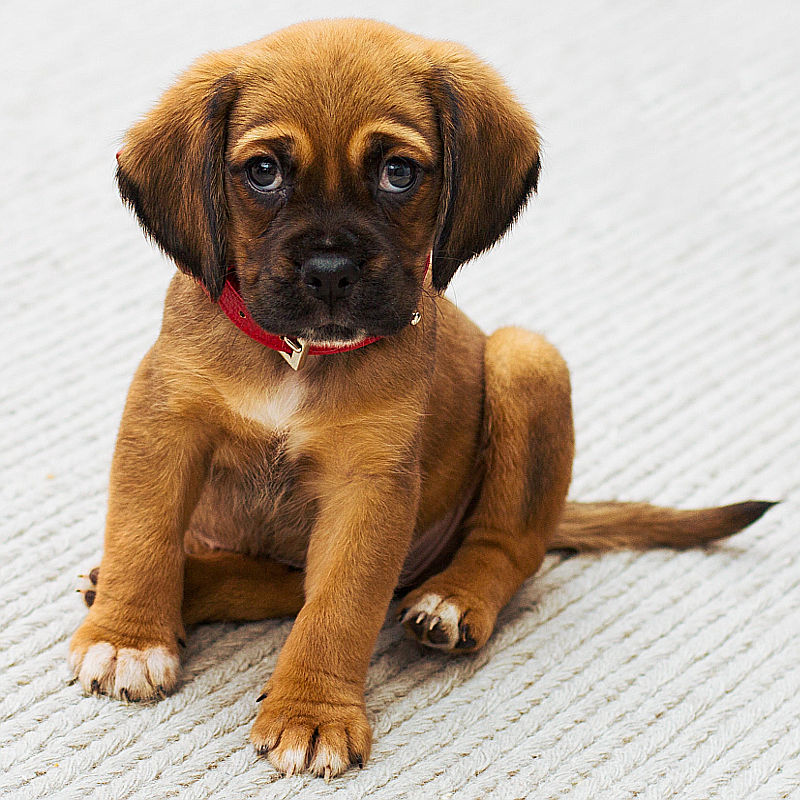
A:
<box><xmin>301</xmin><ymin>253</ymin><xmax>361</xmax><ymax>303</ymax></box>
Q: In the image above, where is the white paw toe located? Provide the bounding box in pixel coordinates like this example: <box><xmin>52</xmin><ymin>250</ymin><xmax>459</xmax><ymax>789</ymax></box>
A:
<box><xmin>73</xmin><ymin>643</ymin><xmax>178</xmax><ymax>701</ymax></box>
<box><xmin>270</xmin><ymin>746</ymin><xmax>309</xmax><ymax>776</ymax></box>
<box><xmin>309</xmin><ymin>743</ymin><xmax>348</xmax><ymax>779</ymax></box>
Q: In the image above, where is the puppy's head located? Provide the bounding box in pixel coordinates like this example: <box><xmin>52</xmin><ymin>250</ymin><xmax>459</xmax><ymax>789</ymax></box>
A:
<box><xmin>117</xmin><ymin>20</ymin><xmax>540</xmax><ymax>343</ymax></box>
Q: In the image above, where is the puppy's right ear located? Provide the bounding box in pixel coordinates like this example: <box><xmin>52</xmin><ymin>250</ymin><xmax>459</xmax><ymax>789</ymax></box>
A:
<box><xmin>116</xmin><ymin>55</ymin><xmax>238</xmax><ymax>300</ymax></box>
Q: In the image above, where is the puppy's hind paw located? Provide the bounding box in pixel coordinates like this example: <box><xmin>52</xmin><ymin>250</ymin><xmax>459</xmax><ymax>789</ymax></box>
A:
<box><xmin>398</xmin><ymin>589</ymin><xmax>490</xmax><ymax>653</ymax></box>
<box><xmin>76</xmin><ymin>566</ymin><xmax>100</xmax><ymax>608</ymax></box>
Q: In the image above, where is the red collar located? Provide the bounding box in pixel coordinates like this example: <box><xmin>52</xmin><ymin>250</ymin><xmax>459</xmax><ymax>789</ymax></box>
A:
<box><xmin>217</xmin><ymin>278</ymin><xmax>381</xmax><ymax>369</ymax></box>
<box><xmin>216</xmin><ymin>252</ymin><xmax>431</xmax><ymax>370</ymax></box>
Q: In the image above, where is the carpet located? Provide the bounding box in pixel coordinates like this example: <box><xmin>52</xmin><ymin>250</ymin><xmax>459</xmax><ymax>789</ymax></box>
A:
<box><xmin>1</xmin><ymin>1</ymin><xmax>798</xmax><ymax>797</ymax></box>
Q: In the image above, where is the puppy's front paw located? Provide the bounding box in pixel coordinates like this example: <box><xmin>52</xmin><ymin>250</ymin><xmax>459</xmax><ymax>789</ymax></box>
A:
<box><xmin>69</xmin><ymin>618</ymin><xmax>180</xmax><ymax>702</ymax></box>
<box><xmin>251</xmin><ymin>689</ymin><xmax>371</xmax><ymax>779</ymax></box>
<box><xmin>398</xmin><ymin>587</ymin><xmax>495</xmax><ymax>653</ymax></box>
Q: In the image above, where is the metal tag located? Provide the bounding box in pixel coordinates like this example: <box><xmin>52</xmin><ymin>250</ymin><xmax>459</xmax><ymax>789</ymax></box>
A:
<box><xmin>279</xmin><ymin>337</ymin><xmax>309</xmax><ymax>371</ymax></box>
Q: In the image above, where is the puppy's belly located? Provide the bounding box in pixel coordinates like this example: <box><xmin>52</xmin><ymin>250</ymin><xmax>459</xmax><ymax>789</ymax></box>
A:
<box><xmin>185</xmin><ymin>434</ymin><xmax>317</xmax><ymax>569</ymax></box>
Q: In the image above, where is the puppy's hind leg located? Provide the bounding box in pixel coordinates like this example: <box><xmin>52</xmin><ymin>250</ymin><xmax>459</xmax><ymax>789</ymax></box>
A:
<box><xmin>80</xmin><ymin>551</ymin><xmax>305</xmax><ymax>625</ymax></box>
<box><xmin>400</xmin><ymin>328</ymin><xmax>574</xmax><ymax>652</ymax></box>
<box><xmin>182</xmin><ymin>550</ymin><xmax>305</xmax><ymax>624</ymax></box>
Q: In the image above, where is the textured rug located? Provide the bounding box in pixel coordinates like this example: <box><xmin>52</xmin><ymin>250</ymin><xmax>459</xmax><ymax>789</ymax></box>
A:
<box><xmin>2</xmin><ymin>1</ymin><xmax>798</xmax><ymax>798</ymax></box>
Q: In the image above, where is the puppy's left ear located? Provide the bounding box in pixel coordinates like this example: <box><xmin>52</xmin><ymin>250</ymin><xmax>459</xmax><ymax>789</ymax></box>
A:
<box><xmin>116</xmin><ymin>55</ymin><xmax>238</xmax><ymax>300</ymax></box>
<box><xmin>426</xmin><ymin>43</ymin><xmax>541</xmax><ymax>291</ymax></box>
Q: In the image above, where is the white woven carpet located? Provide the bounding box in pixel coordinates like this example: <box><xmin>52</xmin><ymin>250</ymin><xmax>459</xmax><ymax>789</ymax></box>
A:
<box><xmin>2</xmin><ymin>1</ymin><xmax>798</xmax><ymax>797</ymax></box>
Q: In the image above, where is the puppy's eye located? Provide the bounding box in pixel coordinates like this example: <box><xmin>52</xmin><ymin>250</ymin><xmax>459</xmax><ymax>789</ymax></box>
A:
<box><xmin>246</xmin><ymin>157</ymin><xmax>283</xmax><ymax>191</ymax></box>
<box><xmin>379</xmin><ymin>157</ymin><xmax>416</xmax><ymax>192</ymax></box>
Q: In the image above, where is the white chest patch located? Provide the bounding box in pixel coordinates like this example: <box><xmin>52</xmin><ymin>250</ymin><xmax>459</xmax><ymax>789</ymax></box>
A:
<box><xmin>228</xmin><ymin>375</ymin><xmax>305</xmax><ymax>432</ymax></box>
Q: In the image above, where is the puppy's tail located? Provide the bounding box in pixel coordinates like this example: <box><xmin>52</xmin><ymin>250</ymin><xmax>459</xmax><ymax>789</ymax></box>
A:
<box><xmin>549</xmin><ymin>500</ymin><xmax>777</xmax><ymax>552</ymax></box>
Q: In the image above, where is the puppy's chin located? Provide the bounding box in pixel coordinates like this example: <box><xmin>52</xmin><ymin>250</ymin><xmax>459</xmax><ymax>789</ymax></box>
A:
<box><xmin>246</xmin><ymin>295</ymin><xmax>420</xmax><ymax>343</ymax></box>
<box><xmin>303</xmin><ymin>324</ymin><xmax>370</xmax><ymax>346</ymax></box>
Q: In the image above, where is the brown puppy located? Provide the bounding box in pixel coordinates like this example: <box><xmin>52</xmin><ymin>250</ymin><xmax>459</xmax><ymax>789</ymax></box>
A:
<box><xmin>69</xmin><ymin>19</ymin><xmax>773</xmax><ymax>779</ymax></box>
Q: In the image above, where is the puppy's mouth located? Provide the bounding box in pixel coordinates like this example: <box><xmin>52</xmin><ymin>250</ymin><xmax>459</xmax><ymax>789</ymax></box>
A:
<box><xmin>242</xmin><ymin>274</ymin><xmax>420</xmax><ymax>342</ymax></box>
<box><xmin>302</xmin><ymin>323</ymin><xmax>369</xmax><ymax>346</ymax></box>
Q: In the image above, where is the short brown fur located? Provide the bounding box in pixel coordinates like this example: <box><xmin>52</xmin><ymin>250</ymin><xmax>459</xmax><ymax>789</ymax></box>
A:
<box><xmin>71</xmin><ymin>19</ymin><xmax>774</xmax><ymax>779</ymax></box>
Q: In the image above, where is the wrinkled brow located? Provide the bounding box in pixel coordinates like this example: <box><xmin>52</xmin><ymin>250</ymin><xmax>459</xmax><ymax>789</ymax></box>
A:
<box><xmin>230</xmin><ymin>124</ymin><xmax>313</xmax><ymax>167</ymax></box>
<box><xmin>347</xmin><ymin>121</ymin><xmax>435</xmax><ymax>169</ymax></box>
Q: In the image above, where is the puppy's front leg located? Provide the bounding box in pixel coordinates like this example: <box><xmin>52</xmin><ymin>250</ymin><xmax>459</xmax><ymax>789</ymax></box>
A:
<box><xmin>252</xmin><ymin>453</ymin><xmax>419</xmax><ymax>778</ymax></box>
<box><xmin>69</xmin><ymin>353</ymin><xmax>211</xmax><ymax>700</ymax></box>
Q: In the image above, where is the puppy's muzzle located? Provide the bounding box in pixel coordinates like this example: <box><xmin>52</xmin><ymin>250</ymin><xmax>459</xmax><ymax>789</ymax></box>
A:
<box><xmin>301</xmin><ymin>253</ymin><xmax>362</xmax><ymax>308</ymax></box>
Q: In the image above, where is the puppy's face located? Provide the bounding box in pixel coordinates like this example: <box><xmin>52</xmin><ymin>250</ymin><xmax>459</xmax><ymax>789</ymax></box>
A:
<box><xmin>223</xmin><ymin>36</ymin><xmax>442</xmax><ymax>341</ymax></box>
<box><xmin>117</xmin><ymin>20</ymin><xmax>541</xmax><ymax>342</ymax></box>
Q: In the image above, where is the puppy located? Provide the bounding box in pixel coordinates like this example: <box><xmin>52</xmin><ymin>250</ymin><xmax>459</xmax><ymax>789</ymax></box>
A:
<box><xmin>70</xmin><ymin>19</ymin><xmax>773</xmax><ymax>779</ymax></box>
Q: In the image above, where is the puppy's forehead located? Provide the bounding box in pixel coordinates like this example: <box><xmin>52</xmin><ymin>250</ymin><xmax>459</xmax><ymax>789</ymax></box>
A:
<box><xmin>229</xmin><ymin>20</ymin><xmax>438</xmax><ymax>157</ymax></box>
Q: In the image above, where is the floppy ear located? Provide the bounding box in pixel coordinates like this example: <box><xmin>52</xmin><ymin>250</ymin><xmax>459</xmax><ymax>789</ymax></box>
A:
<box><xmin>116</xmin><ymin>56</ymin><xmax>238</xmax><ymax>300</ymax></box>
<box><xmin>426</xmin><ymin>43</ymin><xmax>541</xmax><ymax>291</ymax></box>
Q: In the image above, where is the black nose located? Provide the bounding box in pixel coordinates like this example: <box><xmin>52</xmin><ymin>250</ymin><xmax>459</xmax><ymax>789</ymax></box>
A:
<box><xmin>301</xmin><ymin>253</ymin><xmax>361</xmax><ymax>303</ymax></box>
